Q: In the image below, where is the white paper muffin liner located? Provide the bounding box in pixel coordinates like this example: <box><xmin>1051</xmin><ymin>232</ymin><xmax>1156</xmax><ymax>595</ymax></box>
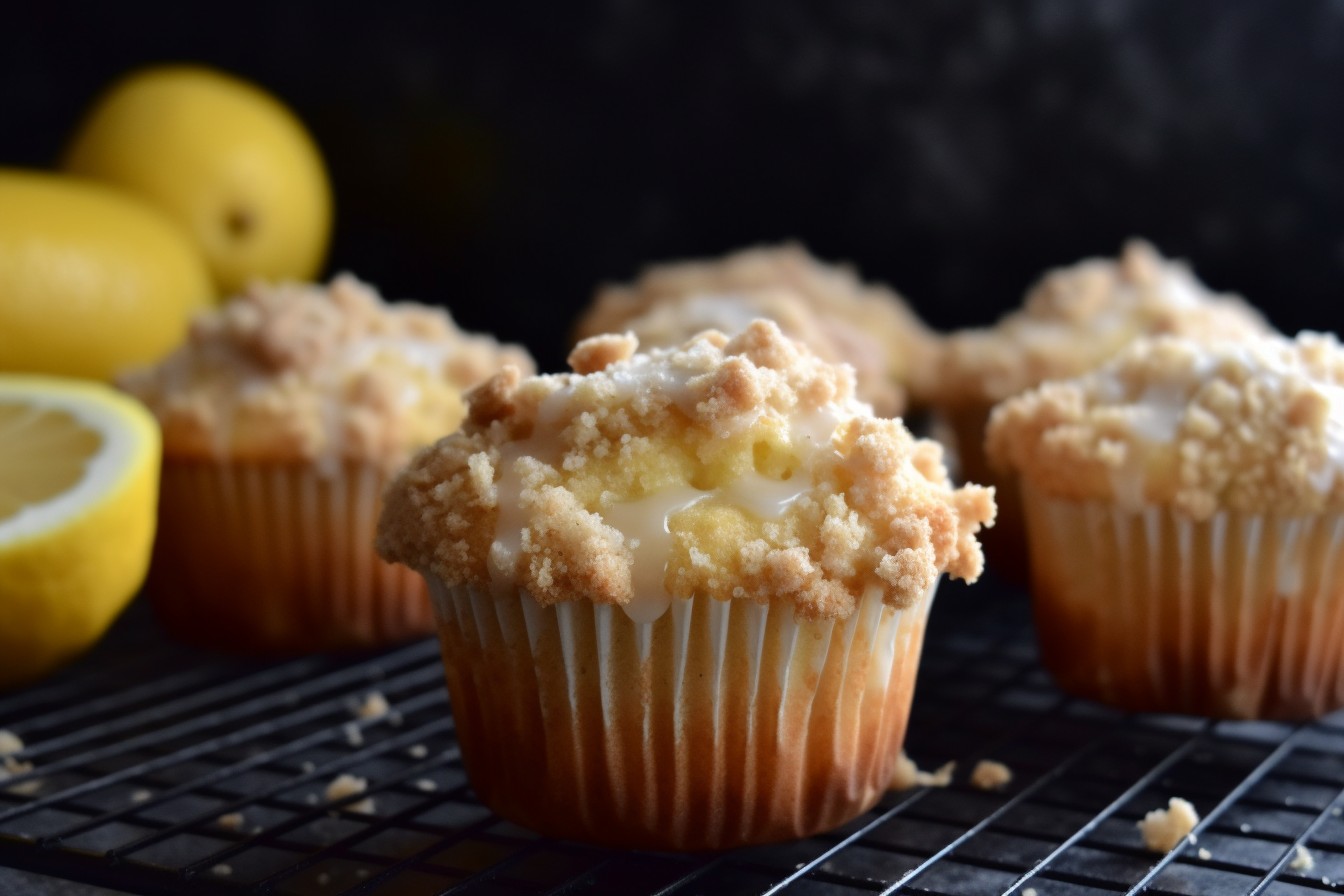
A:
<box><xmin>1021</xmin><ymin>481</ymin><xmax>1344</xmax><ymax>719</ymax></box>
<box><xmin>150</xmin><ymin>460</ymin><xmax>432</xmax><ymax>652</ymax></box>
<box><xmin>425</xmin><ymin>579</ymin><xmax>935</xmax><ymax>850</ymax></box>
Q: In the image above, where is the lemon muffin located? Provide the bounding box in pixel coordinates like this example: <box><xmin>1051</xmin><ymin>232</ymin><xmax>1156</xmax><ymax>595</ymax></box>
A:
<box><xmin>925</xmin><ymin>240</ymin><xmax>1272</xmax><ymax>580</ymax></box>
<box><xmin>987</xmin><ymin>333</ymin><xmax>1344</xmax><ymax>719</ymax></box>
<box><xmin>119</xmin><ymin>274</ymin><xmax>534</xmax><ymax>653</ymax></box>
<box><xmin>377</xmin><ymin>320</ymin><xmax>995</xmax><ymax>850</ymax></box>
<box><xmin>574</xmin><ymin>243</ymin><xmax>937</xmax><ymax>417</ymax></box>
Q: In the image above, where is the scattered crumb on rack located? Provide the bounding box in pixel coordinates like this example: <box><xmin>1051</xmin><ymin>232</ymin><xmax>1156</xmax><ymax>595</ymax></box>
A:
<box><xmin>970</xmin><ymin>759</ymin><xmax>1013</xmax><ymax>791</ymax></box>
<box><xmin>890</xmin><ymin>750</ymin><xmax>955</xmax><ymax>790</ymax></box>
<box><xmin>1137</xmin><ymin>797</ymin><xmax>1199</xmax><ymax>853</ymax></box>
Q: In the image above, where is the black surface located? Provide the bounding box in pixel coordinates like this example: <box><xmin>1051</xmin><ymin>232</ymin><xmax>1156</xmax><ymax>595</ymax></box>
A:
<box><xmin>4</xmin><ymin>582</ymin><xmax>1344</xmax><ymax>895</ymax></box>
<box><xmin>4</xmin><ymin>1</ymin><xmax>1344</xmax><ymax>370</ymax></box>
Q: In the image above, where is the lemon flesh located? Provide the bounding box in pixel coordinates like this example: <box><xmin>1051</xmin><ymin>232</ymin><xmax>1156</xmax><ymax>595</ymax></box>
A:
<box><xmin>65</xmin><ymin>65</ymin><xmax>332</xmax><ymax>295</ymax></box>
<box><xmin>0</xmin><ymin>376</ymin><xmax>161</xmax><ymax>689</ymax></box>
<box><xmin>0</xmin><ymin>169</ymin><xmax>215</xmax><ymax>381</ymax></box>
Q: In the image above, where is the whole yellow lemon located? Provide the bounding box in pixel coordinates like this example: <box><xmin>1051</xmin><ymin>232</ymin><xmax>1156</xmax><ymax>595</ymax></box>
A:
<box><xmin>64</xmin><ymin>65</ymin><xmax>332</xmax><ymax>295</ymax></box>
<box><xmin>0</xmin><ymin>169</ymin><xmax>214</xmax><ymax>381</ymax></box>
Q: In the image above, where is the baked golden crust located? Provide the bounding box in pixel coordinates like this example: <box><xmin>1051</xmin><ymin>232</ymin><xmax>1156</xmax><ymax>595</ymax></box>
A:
<box><xmin>378</xmin><ymin>320</ymin><xmax>994</xmax><ymax>621</ymax></box>
<box><xmin>926</xmin><ymin>240</ymin><xmax>1271</xmax><ymax>406</ymax></box>
<box><xmin>118</xmin><ymin>274</ymin><xmax>535</xmax><ymax>465</ymax></box>
<box><xmin>986</xmin><ymin>333</ymin><xmax>1344</xmax><ymax>518</ymax></box>
<box><xmin>573</xmin><ymin>243</ymin><xmax>938</xmax><ymax>416</ymax></box>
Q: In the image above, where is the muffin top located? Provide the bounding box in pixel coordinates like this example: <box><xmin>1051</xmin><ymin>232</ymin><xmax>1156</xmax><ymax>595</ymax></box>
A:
<box><xmin>986</xmin><ymin>333</ymin><xmax>1344</xmax><ymax>518</ymax></box>
<box><xmin>573</xmin><ymin>243</ymin><xmax>937</xmax><ymax>417</ymax></box>
<box><xmin>119</xmin><ymin>274</ymin><xmax>535</xmax><ymax>466</ymax></box>
<box><xmin>925</xmin><ymin>240</ymin><xmax>1271</xmax><ymax>406</ymax></box>
<box><xmin>377</xmin><ymin>320</ymin><xmax>995</xmax><ymax>623</ymax></box>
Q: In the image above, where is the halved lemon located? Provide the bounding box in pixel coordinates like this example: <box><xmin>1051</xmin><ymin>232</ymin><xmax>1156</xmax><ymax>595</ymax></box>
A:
<box><xmin>0</xmin><ymin>376</ymin><xmax>160</xmax><ymax>688</ymax></box>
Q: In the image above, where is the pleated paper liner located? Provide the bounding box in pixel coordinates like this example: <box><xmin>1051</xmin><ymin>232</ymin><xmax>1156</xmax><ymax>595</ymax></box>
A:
<box><xmin>149</xmin><ymin>460</ymin><xmax>433</xmax><ymax>653</ymax></box>
<box><xmin>1021</xmin><ymin>480</ymin><xmax>1344</xmax><ymax>719</ymax></box>
<box><xmin>427</xmin><ymin>580</ymin><xmax>935</xmax><ymax>851</ymax></box>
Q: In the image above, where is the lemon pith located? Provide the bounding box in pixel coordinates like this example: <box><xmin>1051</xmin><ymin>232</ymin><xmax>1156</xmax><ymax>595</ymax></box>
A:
<box><xmin>0</xmin><ymin>376</ymin><xmax>161</xmax><ymax>689</ymax></box>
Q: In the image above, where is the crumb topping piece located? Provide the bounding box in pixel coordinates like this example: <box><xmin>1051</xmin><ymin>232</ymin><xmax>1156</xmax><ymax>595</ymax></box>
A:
<box><xmin>1291</xmin><ymin>845</ymin><xmax>1316</xmax><ymax>872</ymax></box>
<box><xmin>378</xmin><ymin>321</ymin><xmax>994</xmax><ymax>622</ymax></box>
<box><xmin>0</xmin><ymin>733</ymin><xmax>38</xmax><ymax>797</ymax></box>
<box><xmin>216</xmin><ymin>812</ymin><xmax>246</xmax><ymax>831</ymax></box>
<box><xmin>118</xmin><ymin>274</ymin><xmax>535</xmax><ymax>464</ymax></box>
<box><xmin>890</xmin><ymin>750</ymin><xmax>956</xmax><ymax>790</ymax></box>
<box><xmin>575</xmin><ymin>243</ymin><xmax>937</xmax><ymax>416</ymax></box>
<box><xmin>969</xmin><ymin>759</ymin><xmax>1013</xmax><ymax>791</ymax></box>
<box><xmin>987</xmin><ymin>333</ymin><xmax>1344</xmax><ymax>517</ymax></box>
<box><xmin>1138</xmin><ymin>797</ymin><xmax>1200</xmax><ymax>853</ymax></box>
<box><xmin>351</xmin><ymin>692</ymin><xmax>390</xmax><ymax>720</ymax></box>
<box><xmin>926</xmin><ymin>240</ymin><xmax>1270</xmax><ymax>405</ymax></box>
<box><xmin>325</xmin><ymin>773</ymin><xmax>375</xmax><ymax>814</ymax></box>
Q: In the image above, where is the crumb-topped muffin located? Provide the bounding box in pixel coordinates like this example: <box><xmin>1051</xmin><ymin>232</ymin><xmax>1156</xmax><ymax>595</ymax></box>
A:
<box><xmin>987</xmin><ymin>332</ymin><xmax>1344</xmax><ymax>718</ymax></box>
<box><xmin>120</xmin><ymin>274</ymin><xmax>534</xmax><ymax>653</ymax></box>
<box><xmin>378</xmin><ymin>320</ymin><xmax>994</xmax><ymax>850</ymax></box>
<box><xmin>925</xmin><ymin>239</ymin><xmax>1272</xmax><ymax>579</ymax></box>
<box><xmin>573</xmin><ymin>243</ymin><xmax>937</xmax><ymax>417</ymax></box>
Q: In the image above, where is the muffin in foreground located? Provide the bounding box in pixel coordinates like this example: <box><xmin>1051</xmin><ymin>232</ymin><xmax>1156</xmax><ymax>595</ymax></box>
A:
<box><xmin>377</xmin><ymin>320</ymin><xmax>995</xmax><ymax>850</ymax></box>
<box><xmin>987</xmin><ymin>333</ymin><xmax>1344</xmax><ymax>719</ymax></box>
<box><xmin>119</xmin><ymin>274</ymin><xmax>534</xmax><ymax>653</ymax></box>
<box><xmin>574</xmin><ymin>243</ymin><xmax>937</xmax><ymax>417</ymax></box>
<box><xmin>924</xmin><ymin>240</ymin><xmax>1272</xmax><ymax>581</ymax></box>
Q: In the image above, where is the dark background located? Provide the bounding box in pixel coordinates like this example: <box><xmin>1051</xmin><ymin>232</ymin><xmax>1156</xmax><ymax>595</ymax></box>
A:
<box><xmin>4</xmin><ymin>0</ymin><xmax>1342</xmax><ymax>371</ymax></box>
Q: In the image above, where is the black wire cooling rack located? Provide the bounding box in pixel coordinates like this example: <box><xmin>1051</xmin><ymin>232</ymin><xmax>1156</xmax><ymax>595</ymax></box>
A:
<box><xmin>4</xmin><ymin>581</ymin><xmax>1344</xmax><ymax>896</ymax></box>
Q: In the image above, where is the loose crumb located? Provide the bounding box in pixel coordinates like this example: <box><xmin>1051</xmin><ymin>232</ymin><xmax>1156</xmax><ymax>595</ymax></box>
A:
<box><xmin>343</xmin><ymin>723</ymin><xmax>364</xmax><ymax>748</ymax></box>
<box><xmin>316</xmin><ymin>871</ymin><xmax>331</xmax><ymax>886</ymax></box>
<box><xmin>1333</xmin><ymin>807</ymin><xmax>1342</xmax><ymax>817</ymax></box>
<box><xmin>970</xmin><ymin>759</ymin><xmax>1013</xmax><ymax>791</ymax></box>
<box><xmin>0</xmin><ymin>755</ymin><xmax>40</xmax><ymax>796</ymax></box>
<box><xmin>0</xmin><ymin>730</ymin><xmax>22</xmax><ymax>756</ymax></box>
<box><xmin>1240</xmin><ymin>822</ymin><xmax>1253</xmax><ymax>833</ymax></box>
<box><xmin>1197</xmin><ymin>848</ymin><xmax>1212</xmax><ymax>860</ymax></box>
<box><xmin>211</xmin><ymin>864</ymin><xmax>232</xmax><ymax>877</ymax></box>
<box><xmin>130</xmin><ymin>789</ymin><xmax>153</xmax><ymax>803</ymax></box>
<box><xmin>413</xmin><ymin>778</ymin><xmax>437</xmax><ymax>792</ymax></box>
<box><xmin>216</xmin><ymin>812</ymin><xmax>246</xmax><ymax>831</ymax></box>
<box><xmin>1023</xmin><ymin>889</ymin><xmax>1038</xmax><ymax>896</ymax></box>
<box><xmin>325</xmin><ymin>773</ymin><xmax>375</xmax><ymax>814</ymax></box>
<box><xmin>300</xmin><ymin>761</ymin><xmax>316</xmax><ymax>774</ymax></box>
<box><xmin>351</xmin><ymin>692</ymin><xmax>390</xmax><ymax>720</ymax></box>
<box><xmin>305</xmin><ymin>793</ymin><xmax>319</xmax><ymax>805</ymax></box>
<box><xmin>1290</xmin><ymin>844</ymin><xmax>1316</xmax><ymax>872</ymax></box>
<box><xmin>1137</xmin><ymin>797</ymin><xmax>1200</xmax><ymax>853</ymax></box>
<box><xmin>387</xmin><ymin>711</ymin><xmax>404</xmax><ymax>727</ymax></box>
<box><xmin>890</xmin><ymin>750</ymin><xmax>956</xmax><ymax>790</ymax></box>
<box><xmin>407</xmin><ymin>744</ymin><xmax>428</xmax><ymax>759</ymax></box>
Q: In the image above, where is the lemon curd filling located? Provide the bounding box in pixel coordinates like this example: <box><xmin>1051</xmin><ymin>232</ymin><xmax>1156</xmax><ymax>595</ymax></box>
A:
<box><xmin>0</xmin><ymin>403</ymin><xmax>101</xmax><ymax>523</ymax></box>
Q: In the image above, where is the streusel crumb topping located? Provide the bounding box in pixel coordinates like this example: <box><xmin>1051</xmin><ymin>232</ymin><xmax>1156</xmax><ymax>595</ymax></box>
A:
<box><xmin>378</xmin><ymin>320</ymin><xmax>995</xmax><ymax>622</ymax></box>
<box><xmin>118</xmin><ymin>275</ymin><xmax>534</xmax><ymax>464</ymax></box>
<box><xmin>574</xmin><ymin>243</ymin><xmax>938</xmax><ymax>416</ymax></box>
<box><xmin>986</xmin><ymin>333</ymin><xmax>1344</xmax><ymax>518</ymax></box>
<box><xmin>927</xmin><ymin>240</ymin><xmax>1271</xmax><ymax>405</ymax></box>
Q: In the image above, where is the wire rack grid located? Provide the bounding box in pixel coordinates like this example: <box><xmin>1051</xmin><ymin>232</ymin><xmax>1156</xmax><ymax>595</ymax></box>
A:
<box><xmin>3</xmin><ymin>582</ymin><xmax>1344</xmax><ymax>896</ymax></box>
